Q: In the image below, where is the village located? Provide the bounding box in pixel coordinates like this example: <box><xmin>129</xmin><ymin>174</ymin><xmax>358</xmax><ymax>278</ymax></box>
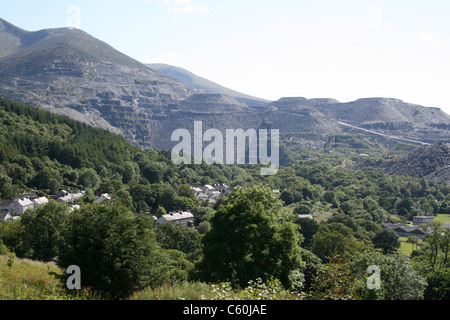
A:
<box><xmin>2</xmin><ymin>182</ymin><xmax>449</xmax><ymax>241</ymax></box>
<box><xmin>0</xmin><ymin>183</ymin><xmax>233</xmax><ymax>228</ymax></box>
<box><xmin>0</xmin><ymin>190</ymin><xmax>111</xmax><ymax>222</ymax></box>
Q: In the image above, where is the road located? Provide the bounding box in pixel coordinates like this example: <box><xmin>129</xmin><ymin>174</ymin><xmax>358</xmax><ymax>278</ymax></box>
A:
<box><xmin>336</xmin><ymin>121</ymin><xmax>432</xmax><ymax>146</ymax></box>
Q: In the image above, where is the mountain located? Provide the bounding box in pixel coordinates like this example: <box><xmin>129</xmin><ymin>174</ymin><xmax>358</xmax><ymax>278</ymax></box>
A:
<box><xmin>0</xmin><ymin>18</ymin><xmax>199</xmax><ymax>145</ymax></box>
<box><xmin>1</xmin><ymin>17</ymin><xmax>450</xmax><ymax>152</ymax></box>
<box><xmin>146</xmin><ymin>63</ymin><xmax>270</xmax><ymax>108</ymax></box>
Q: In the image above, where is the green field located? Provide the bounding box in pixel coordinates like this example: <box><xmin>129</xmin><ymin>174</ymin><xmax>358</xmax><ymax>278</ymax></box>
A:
<box><xmin>399</xmin><ymin>237</ymin><xmax>422</xmax><ymax>256</ymax></box>
<box><xmin>435</xmin><ymin>214</ymin><xmax>450</xmax><ymax>224</ymax></box>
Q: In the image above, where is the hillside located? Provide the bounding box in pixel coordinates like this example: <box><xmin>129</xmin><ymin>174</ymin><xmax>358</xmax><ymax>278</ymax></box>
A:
<box><xmin>354</xmin><ymin>142</ymin><xmax>450</xmax><ymax>184</ymax></box>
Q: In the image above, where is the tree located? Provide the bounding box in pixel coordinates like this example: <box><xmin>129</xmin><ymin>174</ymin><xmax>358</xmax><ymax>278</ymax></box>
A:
<box><xmin>19</xmin><ymin>200</ymin><xmax>69</xmax><ymax>261</ymax></box>
<box><xmin>309</xmin><ymin>256</ymin><xmax>360</xmax><ymax>300</ymax></box>
<box><xmin>56</xmin><ymin>202</ymin><xmax>168</xmax><ymax>299</ymax></box>
<box><xmin>372</xmin><ymin>228</ymin><xmax>400</xmax><ymax>254</ymax></box>
<box><xmin>294</xmin><ymin>204</ymin><xmax>311</xmax><ymax>216</ymax></box>
<box><xmin>311</xmin><ymin>223</ymin><xmax>370</xmax><ymax>262</ymax></box>
<box><xmin>347</xmin><ymin>252</ymin><xmax>427</xmax><ymax>300</ymax></box>
<box><xmin>423</xmin><ymin>268</ymin><xmax>450</xmax><ymax>300</ymax></box>
<box><xmin>155</xmin><ymin>222</ymin><xmax>203</xmax><ymax>261</ymax></box>
<box><xmin>31</xmin><ymin>168</ymin><xmax>62</xmax><ymax>194</ymax></box>
<box><xmin>78</xmin><ymin>168</ymin><xmax>100</xmax><ymax>189</ymax></box>
<box><xmin>195</xmin><ymin>186</ymin><xmax>302</xmax><ymax>290</ymax></box>
<box><xmin>295</xmin><ymin>217</ymin><xmax>319</xmax><ymax>249</ymax></box>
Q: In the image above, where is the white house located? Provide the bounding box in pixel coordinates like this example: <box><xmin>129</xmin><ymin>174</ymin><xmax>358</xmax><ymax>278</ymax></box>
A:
<box><xmin>54</xmin><ymin>190</ymin><xmax>85</xmax><ymax>203</ymax></box>
<box><xmin>190</xmin><ymin>187</ymin><xmax>203</xmax><ymax>194</ymax></box>
<box><xmin>201</xmin><ymin>185</ymin><xmax>215</xmax><ymax>193</ymax></box>
<box><xmin>2</xmin><ymin>212</ymin><xmax>20</xmax><ymax>222</ymax></box>
<box><xmin>94</xmin><ymin>193</ymin><xmax>111</xmax><ymax>203</ymax></box>
<box><xmin>156</xmin><ymin>210</ymin><xmax>195</xmax><ymax>227</ymax></box>
<box><xmin>208</xmin><ymin>191</ymin><xmax>221</xmax><ymax>199</ymax></box>
<box><xmin>31</xmin><ymin>197</ymin><xmax>49</xmax><ymax>206</ymax></box>
<box><xmin>8</xmin><ymin>197</ymin><xmax>34</xmax><ymax>214</ymax></box>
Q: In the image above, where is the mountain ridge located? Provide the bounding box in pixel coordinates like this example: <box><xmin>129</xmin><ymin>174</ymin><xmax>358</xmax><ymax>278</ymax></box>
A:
<box><xmin>146</xmin><ymin>63</ymin><xmax>270</xmax><ymax>107</ymax></box>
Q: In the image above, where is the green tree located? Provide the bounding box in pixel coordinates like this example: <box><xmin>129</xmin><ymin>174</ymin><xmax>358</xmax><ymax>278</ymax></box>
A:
<box><xmin>19</xmin><ymin>200</ymin><xmax>69</xmax><ymax>261</ymax></box>
<box><xmin>78</xmin><ymin>168</ymin><xmax>100</xmax><ymax>189</ymax></box>
<box><xmin>311</xmin><ymin>223</ymin><xmax>371</xmax><ymax>262</ymax></box>
<box><xmin>347</xmin><ymin>252</ymin><xmax>427</xmax><ymax>300</ymax></box>
<box><xmin>31</xmin><ymin>168</ymin><xmax>62</xmax><ymax>194</ymax></box>
<box><xmin>423</xmin><ymin>268</ymin><xmax>450</xmax><ymax>300</ymax></box>
<box><xmin>195</xmin><ymin>186</ymin><xmax>302</xmax><ymax>290</ymax></box>
<box><xmin>372</xmin><ymin>228</ymin><xmax>401</xmax><ymax>254</ymax></box>
<box><xmin>295</xmin><ymin>216</ymin><xmax>319</xmax><ymax>249</ymax></box>
<box><xmin>309</xmin><ymin>256</ymin><xmax>360</xmax><ymax>300</ymax></box>
<box><xmin>57</xmin><ymin>202</ymin><xmax>168</xmax><ymax>299</ymax></box>
<box><xmin>155</xmin><ymin>222</ymin><xmax>203</xmax><ymax>261</ymax></box>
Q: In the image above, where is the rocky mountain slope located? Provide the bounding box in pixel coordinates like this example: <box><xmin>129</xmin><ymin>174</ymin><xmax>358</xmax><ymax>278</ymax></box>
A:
<box><xmin>1</xmin><ymin>18</ymin><xmax>450</xmax><ymax>151</ymax></box>
<box><xmin>355</xmin><ymin>143</ymin><xmax>450</xmax><ymax>183</ymax></box>
<box><xmin>0</xmin><ymin>18</ymin><xmax>199</xmax><ymax>144</ymax></box>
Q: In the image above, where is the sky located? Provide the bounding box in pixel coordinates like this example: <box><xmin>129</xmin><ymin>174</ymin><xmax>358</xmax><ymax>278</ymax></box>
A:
<box><xmin>2</xmin><ymin>0</ymin><xmax>450</xmax><ymax>114</ymax></box>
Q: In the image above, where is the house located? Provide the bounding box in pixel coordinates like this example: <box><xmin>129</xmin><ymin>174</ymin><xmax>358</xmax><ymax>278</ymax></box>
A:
<box><xmin>94</xmin><ymin>193</ymin><xmax>111</xmax><ymax>203</ymax></box>
<box><xmin>1</xmin><ymin>200</ymin><xmax>13</xmax><ymax>213</ymax></box>
<box><xmin>31</xmin><ymin>197</ymin><xmax>49</xmax><ymax>206</ymax></box>
<box><xmin>54</xmin><ymin>190</ymin><xmax>85</xmax><ymax>203</ymax></box>
<box><xmin>208</xmin><ymin>191</ymin><xmax>222</xmax><ymax>199</ymax></box>
<box><xmin>69</xmin><ymin>204</ymin><xmax>81</xmax><ymax>212</ymax></box>
<box><xmin>156</xmin><ymin>210</ymin><xmax>195</xmax><ymax>227</ymax></box>
<box><xmin>201</xmin><ymin>185</ymin><xmax>215</xmax><ymax>193</ymax></box>
<box><xmin>190</xmin><ymin>187</ymin><xmax>203</xmax><ymax>194</ymax></box>
<box><xmin>196</xmin><ymin>192</ymin><xmax>209</xmax><ymax>201</ymax></box>
<box><xmin>298</xmin><ymin>214</ymin><xmax>314</xmax><ymax>219</ymax></box>
<box><xmin>213</xmin><ymin>183</ymin><xmax>232</xmax><ymax>196</ymax></box>
<box><xmin>413</xmin><ymin>216</ymin><xmax>434</xmax><ymax>226</ymax></box>
<box><xmin>2</xmin><ymin>212</ymin><xmax>20</xmax><ymax>222</ymax></box>
<box><xmin>2</xmin><ymin>197</ymin><xmax>35</xmax><ymax>214</ymax></box>
<box><xmin>381</xmin><ymin>223</ymin><xmax>429</xmax><ymax>239</ymax></box>
<box><xmin>1</xmin><ymin>196</ymin><xmax>50</xmax><ymax>215</ymax></box>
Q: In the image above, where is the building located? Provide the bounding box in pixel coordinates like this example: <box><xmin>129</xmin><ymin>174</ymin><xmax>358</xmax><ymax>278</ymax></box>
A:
<box><xmin>412</xmin><ymin>216</ymin><xmax>434</xmax><ymax>226</ymax></box>
<box><xmin>1</xmin><ymin>200</ymin><xmax>13</xmax><ymax>213</ymax></box>
<box><xmin>156</xmin><ymin>210</ymin><xmax>195</xmax><ymax>227</ymax></box>
<box><xmin>94</xmin><ymin>193</ymin><xmax>111</xmax><ymax>203</ymax></box>
<box><xmin>1</xmin><ymin>197</ymin><xmax>34</xmax><ymax>214</ymax></box>
<box><xmin>2</xmin><ymin>212</ymin><xmax>20</xmax><ymax>222</ymax></box>
<box><xmin>381</xmin><ymin>223</ymin><xmax>429</xmax><ymax>239</ymax></box>
<box><xmin>31</xmin><ymin>197</ymin><xmax>49</xmax><ymax>206</ymax></box>
<box><xmin>53</xmin><ymin>190</ymin><xmax>85</xmax><ymax>203</ymax></box>
<box><xmin>213</xmin><ymin>183</ymin><xmax>232</xmax><ymax>196</ymax></box>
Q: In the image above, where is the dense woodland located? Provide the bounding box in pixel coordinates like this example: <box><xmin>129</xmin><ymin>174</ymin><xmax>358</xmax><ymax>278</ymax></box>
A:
<box><xmin>0</xmin><ymin>97</ymin><xmax>449</xmax><ymax>300</ymax></box>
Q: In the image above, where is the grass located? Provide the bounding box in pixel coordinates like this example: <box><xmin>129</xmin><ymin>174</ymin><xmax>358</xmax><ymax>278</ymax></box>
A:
<box><xmin>129</xmin><ymin>281</ymin><xmax>215</xmax><ymax>300</ymax></box>
<box><xmin>398</xmin><ymin>237</ymin><xmax>422</xmax><ymax>256</ymax></box>
<box><xmin>435</xmin><ymin>214</ymin><xmax>450</xmax><ymax>224</ymax></box>
<box><xmin>0</xmin><ymin>255</ymin><xmax>97</xmax><ymax>300</ymax></box>
<box><xmin>0</xmin><ymin>255</ymin><xmax>66</xmax><ymax>300</ymax></box>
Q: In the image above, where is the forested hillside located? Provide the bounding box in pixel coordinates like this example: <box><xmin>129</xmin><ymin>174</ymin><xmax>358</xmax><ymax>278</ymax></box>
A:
<box><xmin>1</xmin><ymin>97</ymin><xmax>449</xmax><ymax>300</ymax></box>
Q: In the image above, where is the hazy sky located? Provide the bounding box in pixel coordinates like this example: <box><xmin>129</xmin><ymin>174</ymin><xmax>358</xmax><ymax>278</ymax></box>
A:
<box><xmin>2</xmin><ymin>0</ymin><xmax>450</xmax><ymax>114</ymax></box>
